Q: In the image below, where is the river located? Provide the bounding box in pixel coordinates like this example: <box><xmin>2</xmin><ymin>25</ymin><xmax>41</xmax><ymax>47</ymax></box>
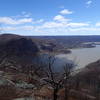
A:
<box><xmin>56</xmin><ymin>45</ymin><xmax>100</xmax><ymax>69</ymax></box>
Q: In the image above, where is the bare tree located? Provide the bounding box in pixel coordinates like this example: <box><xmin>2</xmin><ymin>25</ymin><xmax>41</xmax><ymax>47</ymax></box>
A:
<box><xmin>41</xmin><ymin>55</ymin><xmax>75</xmax><ymax>100</ymax></box>
<box><xmin>42</xmin><ymin>56</ymin><xmax>61</xmax><ymax>100</ymax></box>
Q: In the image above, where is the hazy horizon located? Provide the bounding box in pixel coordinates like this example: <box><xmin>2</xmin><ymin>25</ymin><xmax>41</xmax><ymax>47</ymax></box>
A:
<box><xmin>2</xmin><ymin>33</ymin><xmax>100</xmax><ymax>36</ymax></box>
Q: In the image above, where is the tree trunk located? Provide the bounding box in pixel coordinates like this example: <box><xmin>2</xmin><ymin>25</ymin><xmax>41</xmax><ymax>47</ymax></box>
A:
<box><xmin>64</xmin><ymin>86</ymin><xmax>69</xmax><ymax>100</ymax></box>
<box><xmin>53</xmin><ymin>88</ymin><xmax>58</xmax><ymax>100</ymax></box>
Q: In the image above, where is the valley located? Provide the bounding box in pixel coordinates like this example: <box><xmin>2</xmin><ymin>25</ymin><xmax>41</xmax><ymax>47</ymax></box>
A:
<box><xmin>0</xmin><ymin>34</ymin><xmax>100</xmax><ymax>100</ymax></box>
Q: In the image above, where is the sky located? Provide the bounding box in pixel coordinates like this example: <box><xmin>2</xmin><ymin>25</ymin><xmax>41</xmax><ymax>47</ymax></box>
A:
<box><xmin>0</xmin><ymin>0</ymin><xmax>100</xmax><ymax>36</ymax></box>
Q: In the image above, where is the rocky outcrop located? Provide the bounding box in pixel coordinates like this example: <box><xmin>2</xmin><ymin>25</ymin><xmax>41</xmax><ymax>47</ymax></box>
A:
<box><xmin>0</xmin><ymin>34</ymin><xmax>39</xmax><ymax>72</ymax></box>
<box><xmin>0</xmin><ymin>37</ymin><xmax>39</xmax><ymax>56</ymax></box>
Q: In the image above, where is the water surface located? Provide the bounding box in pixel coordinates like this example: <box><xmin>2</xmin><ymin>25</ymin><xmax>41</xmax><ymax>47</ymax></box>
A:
<box><xmin>57</xmin><ymin>45</ymin><xmax>100</xmax><ymax>68</ymax></box>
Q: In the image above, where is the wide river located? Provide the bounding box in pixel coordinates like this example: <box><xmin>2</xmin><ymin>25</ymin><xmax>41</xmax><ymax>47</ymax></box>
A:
<box><xmin>57</xmin><ymin>45</ymin><xmax>100</xmax><ymax>69</ymax></box>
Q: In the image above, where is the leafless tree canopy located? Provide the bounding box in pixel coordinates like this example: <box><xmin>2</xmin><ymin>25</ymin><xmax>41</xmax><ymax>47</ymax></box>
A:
<box><xmin>40</xmin><ymin>55</ymin><xmax>76</xmax><ymax>100</ymax></box>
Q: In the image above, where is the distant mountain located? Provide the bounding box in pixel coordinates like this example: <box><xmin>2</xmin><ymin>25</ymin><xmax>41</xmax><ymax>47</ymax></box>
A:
<box><xmin>33</xmin><ymin>35</ymin><xmax>100</xmax><ymax>43</ymax></box>
<box><xmin>31</xmin><ymin>35</ymin><xmax>100</xmax><ymax>48</ymax></box>
<box><xmin>0</xmin><ymin>34</ymin><xmax>23</xmax><ymax>43</ymax></box>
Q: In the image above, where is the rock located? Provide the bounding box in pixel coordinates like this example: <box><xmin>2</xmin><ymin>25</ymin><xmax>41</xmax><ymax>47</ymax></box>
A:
<box><xmin>0</xmin><ymin>34</ymin><xmax>40</xmax><ymax>72</ymax></box>
<box><xmin>0</xmin><ymin>37</ymin><xmax>39</xmax><ymax>56</ymax></box>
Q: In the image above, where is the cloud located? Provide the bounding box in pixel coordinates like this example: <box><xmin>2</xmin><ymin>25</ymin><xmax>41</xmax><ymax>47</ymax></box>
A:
<box><xmin>54</xmin><ymin>15</ymin><xmax>70</xmax><ymax>22</ymax></box>
<box><xmin>11</xmin><ymin>12</ymin><xmax>32</xmax><ymax>18</ymax></box>
<box><xmin>69</xmin><ymin>27</ymin><xmax>100</xmax><ymax>33</ymax></box>
<box><xmin>2</xmin><ymin>21</ymin><xmax>90</xmax><ymax>32</ymax></box>
<box><xmin>67</xmin><ymin>23</ymin><xmax>89</xmax><ymax>27</ymax></box>
<box><xmin>33</xmin><ymin>20</ymin><xmax>91</xmax><ymax>35</ymax></box>
<box><xmin>32</xmin><ymin>19</ymin><xmax>44</xmax><ymax>24</ymax></box>
<box><xmin>95</xmin><ymin>22</ymin><xmax>100</xmax><ymax>27</ymax></box>
<box><xmin>19</xmin><ymin>26</ymin><xmax>34</xmax><ymax>30</ymax></box>
<box><xmin>2</xmin><ymin>21</ymin><xmax>98</xmax><ymax>36</ymax></box>
<box><xmin>0</xmin><ymin>17</ymin><xmax>33</xmax><ymax>25</ymax></box>
<box><xmin>86</xmin><ymin>0</ymin><xmax>92</xmax><ymax>8</ymax></box>
<box><xmin>21</xmin><ymin>11</ymin><xmax>32</xmax><ymax>17</ymax></box>
<box><xmin>60</xmin><ymin>9</ymin><xmax>73</xmax><ymax>15</ymax></box>
<box><xmin>3</xmin><ymin>25</ymin><xmax>100</xmax><ymax>36</ymax></box>
<box><xmin>37</xmin><ymin>20</ymin><xmax>90</xmax><ymax>29</ymax></box>
<box><xmin>1</xmin><ymin>11</ymin><xmax>99</xmax><ymax>35</ymax></box>
<box><xmin>0</xmin><ymin>16</ymin><xmax>44</xmax><ymax>25</ymax></box>
<box><xmin>0</xmin><ymin>13</ymin><xmax>90</xmax><ymax>35</ymax></box>
<box><xmin>2</xmin><ymin>26</ymin><xmax>17</xmax><ymax>31</ymax></box>
<box><xmin>41</xmin><ymin>22</ymin><xmax>64</xmax><ymax>28</ymax></box>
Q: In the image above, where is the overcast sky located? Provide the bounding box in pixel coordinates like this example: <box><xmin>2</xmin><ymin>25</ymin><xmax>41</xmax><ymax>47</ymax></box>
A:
<box><xmin>0</xmin><ymin>0</ymin><xmax>100</xmax><ymax>36</ymax></box>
